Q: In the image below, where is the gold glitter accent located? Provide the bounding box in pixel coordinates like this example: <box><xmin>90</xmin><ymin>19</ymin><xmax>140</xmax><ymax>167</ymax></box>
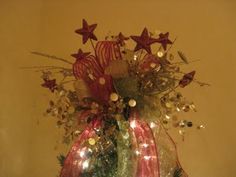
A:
<box><xmin>183</xmin><ymin>105</ymin><xmax>190</xmax><ymax>112</ymax></box>
<box><xmin>128</xmin><ymin>99</ymin><xmax>136</xmax><ymax>107</ymax></box>
<box><xmin>157</xmin><ymin>51</ymin><xmax>164</xmax><ymax>57</ymax></box>
<box><xmin>150</xmin><ymin>62</ymin><xmax>156</xmax><ymax>68</ymax></box>
<box><xmin>179</xmin><ymin>129</ymin><xmax>185</xmax><ymax>135</ymax></box>
<box><xmin>197</xmin><ymin>125</ymin><xmax>205</xmax><ymax>129</ymax></box>
<box><xmin>165</xmin><ymin>114</ymin><xmax>171</xmax><ymax>119</ymax></box>
<box><xmin>155</xmin><ymin>65</ymin><xmax>161</xmax><ymax>72</ymax></box>
<box><xmin>110</xmin><ymin>93</ymin><xmax>119</xmax><ymax>102</ymax></box>
<box><xmin>88</xmin><ymin>138</ymin><xmax>96</xmax><ymax>145</ymax></box>
<box><xmin>179</xmin><ymin>120</ymin><xmax>185</xmax><ymax>128</ymax></box>
<box><xmin>99</xmin><ymin>77</ymin><xmax>106</xmax><ymax>85</ymax></box>
<box><xmin>68</xmin><ymin>106</ymin><xmax>75</xmax><ymax>114</ymax></box>
<box><xmin>88</xmin><ymin>73</ymin><xmax>95</xmax><ymax>80</ymax></box>
<box><xmin>74</xmin><ymin>130</ymin><xmax>81</xmax><ymax>136</ymax></box>
<box><xmin>165</xmin><ymin>102</ymin><xmax>173</xmax><ymax>108</ymax></box>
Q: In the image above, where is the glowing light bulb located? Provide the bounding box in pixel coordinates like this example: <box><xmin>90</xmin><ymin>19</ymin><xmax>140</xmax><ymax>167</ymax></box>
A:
<box><xmin>135</xmin><ymin>150</ymin><xmax>140</xmax><ymax>155</ymax></box>
<box><xmin>144</xmin><ymin>156</ymin><xmax>151</xmax><ymax>160</ymax></box>
<box><xmin>130</xmin><ymin>120</ymin><xmax>137</xmax><ymax>129</ymax></box>
<box><xmin>142</xmin><ymin>143</ymin><xmax>149</xmax><ymax>148</ymax></box>
<box><xmin>79</xmin><ymin>150</ymin><xmax>85</xmax><ymax>158</ymax></box>
<box><xmin>82</xmin><ymin>160</ymin><xmax>89</xmax><ymax>169</ymax></box>
<box><xmin>150</xmin><ymin>122</ymin><xmax>156</xmax><ymax>128</ymax></box>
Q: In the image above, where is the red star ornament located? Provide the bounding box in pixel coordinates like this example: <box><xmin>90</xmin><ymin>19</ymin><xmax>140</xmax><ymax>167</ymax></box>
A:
<box><xmin>116</xmin><ymin>32</ymin><xmax>129</xmax><ymax>46</ymax></box>
<box><xmin>75</xmin><ymin>19</ymin><xmax>98</xmax><ymax>44</ymax></box>
<box><xmin>41</xmin><ymin>79</ymin><xmax>57</xmax><ymax>92</ymax></box>
<box><xmin>71</xmin><ymin>49</ymin><xmax>90</xmax><ymax>61</ymax></box>
<box><xmin>156</xmin><ymin>32</ymin><xmax>173</xmax><ymax>50</ymax></box>
<box><xmin>130</xmin><ymin>28</ymin><xmax>157</xmax><ymax>54</ymax></box>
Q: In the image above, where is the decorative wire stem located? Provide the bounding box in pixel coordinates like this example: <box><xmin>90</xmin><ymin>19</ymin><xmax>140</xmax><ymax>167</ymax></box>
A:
<box><xmin>166</xmin><ymin>70</ymin><xmax>210</xmax><ymax>87</ymax></box>
<box><xmin>90</xmin><ymin>39</ymin><xmax>96</xmax><ymax>52</ymax></box>
<box><xmin>170</xmin><ymin>59</ymin><xmax>201</xmax><ymax>65</ymax></box>
<box><xmin>193</xmin><ymin>80</ymin><xmax>210</xmax><ymax>87</ymax></box>
<box><xmin>34</xmin><ymin>68</ymin><xmax>71</xmax><ymax>73</ymax></box>
<box><xmin>31</xmin><ymin>51</ymin><xmax>73</xmax><ymax>65</ymax></box>
<box><xmin>167</xmin><ymin>37</ymin><xmax>177</xmax><ymax>53</ymax></box>
<box><xmin>160</xmin><ymin>85</ymin><xmax>179</xmax><ymax>98</ymax></box>
<box><xmin>157</xmin><ymin>45</ymin><xmax>162</xmax><ymax>52</ymax></box>
<box><xmin>138</xmin><ymin>49</ymin><xmax>144</xmax><ymax>61</ymax></box>
<box><xmin>60</xmin><ymin>79</ymin><xmax>76</xmax><ymax>85</ymax></box>
<box><xmin>20</xmin><ymin>66</ymin><xmax>70</xmax><ymax>69</ymax></box>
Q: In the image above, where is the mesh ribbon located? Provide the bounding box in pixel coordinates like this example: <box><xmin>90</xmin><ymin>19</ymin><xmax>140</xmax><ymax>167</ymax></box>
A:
<box><xmin>129</xmin><ymin>111</ymin><xmax>160</xmax><ymax>177</ymax></box>
<box><xmin>60</xmin><ymin>118</ymin><xmax>102</xmax><ymax>177</ymax></box>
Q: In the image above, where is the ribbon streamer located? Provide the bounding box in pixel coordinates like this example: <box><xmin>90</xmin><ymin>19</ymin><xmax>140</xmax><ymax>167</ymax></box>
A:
<box><xmin>129</xmin><ymin>111</ymin><xmax>160</xmax><ymax>177</ymax></box>
<box><xmin>60</xmin><ymin>118</ymin><xmax>102</xmax><ymax>177</ymax></box>
<box><xmin>116</xmin><ymin>120</ymin><xmax>134</xmax><ymax>177</ymax></box>
<box><xmin>95</xmin><ymin>41</ymin><xmax>122</xmax><ymax>69</ymax></box>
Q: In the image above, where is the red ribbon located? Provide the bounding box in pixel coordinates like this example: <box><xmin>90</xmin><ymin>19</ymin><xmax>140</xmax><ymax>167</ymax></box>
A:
<box><xmin>60</xmin><ymin>118</ymin><xmax>102</xmax><ymax>177</ymax></box>
<box><xmin>73</xmin><ymin>41</ymin><xmax>121</xmax><ymax>103</ymax></box>
<box><xmin>129</xmin><ymin>111</ymin><xmax>160</xmax><ymax>177</ymax></box>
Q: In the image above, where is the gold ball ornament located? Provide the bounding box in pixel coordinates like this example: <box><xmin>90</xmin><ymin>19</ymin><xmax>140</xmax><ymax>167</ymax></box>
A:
<box><xmin>128</xmin><ymin>99</ymin><xmax>137</xmax><ymax>107</ymax></box>
<box><xmin>88</xmin><ymin>138</ymin><xmax>96</xmax><ymax>145</ymax></box>
<box><xmin>110</xmin><ymin>93</ymin><xmax>119</xmax><ymax>102</ymax></box>
<box><xmin>157</xmin><ymin>51</ymin><xmax>164</xmax><ymax>57</ymax></box>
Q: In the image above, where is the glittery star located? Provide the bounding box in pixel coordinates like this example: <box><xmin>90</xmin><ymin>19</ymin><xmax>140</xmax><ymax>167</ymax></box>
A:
<box><xmin>41</xmin><ymin>79</ymin><xmax>57</xmax><ymax>92</ymax></box>
<box><xmin>116</xmin><ymin>32</ymin><xmax>129</xmax><ymax>46</ymax></box>
<box><xmin>156</xmin><ymin>32</ymin><xmax>173</xmax><ymax>50</ymax></box>
<box><xmin>75</xmin><ymin>19</ymin><xmax>98</xmax><ymax>44</ymax></box>
<box><xmin>130</xmin><ymin>28</ymin><xmax>157</xmax><ymax>53</ymax></box>
<box><xmin>71</xmin><ymin>49</ymin><xmax>90</xmax><ymax>61</ymax></box>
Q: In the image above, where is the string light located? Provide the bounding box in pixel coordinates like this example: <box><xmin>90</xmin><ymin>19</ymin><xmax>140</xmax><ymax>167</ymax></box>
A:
<box><xmin>79</xmin><ymin>150</ymin><xmax>85</xmax><ymax>158</ymax></box>
<box><xmin>130</xmin><ymin>120</ymin><xmax>137</xmax><ymax>129</ymax></box>
<box><xmin>142</xmin><ymin>143</ymin><xmax>149</xmax><ymax>148</ymax></box>
<box><xmin>144</xmin><ymin>156</ymin><xmax>151</xmax><ymax>160</ymax></box>
<box><xmin>82</xmin><ymin>160</ymin><xmax>89</xmax><ymax>169</ymax></box>
<box><xmin>150</xmin><ymin>122</ymin><xmax>156</xmax><ymax>128</ymax></box>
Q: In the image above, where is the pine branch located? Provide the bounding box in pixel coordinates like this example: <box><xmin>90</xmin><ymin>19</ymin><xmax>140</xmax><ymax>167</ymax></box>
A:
<box><xmin>173</xmin><ymin>167</ymin><xmax>183</xmax><ymax>177</ymax></box>
<box><xmin>57</xmin><ymin>154</ymin><xmax>66</xmax><ymax>167</ymax></box>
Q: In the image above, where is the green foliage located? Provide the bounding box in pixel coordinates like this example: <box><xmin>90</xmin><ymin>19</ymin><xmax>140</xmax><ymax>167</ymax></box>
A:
<box><xmin>114</xmin><ymin>77</ymin><xmax>139</xmax><ymax>99</ymax></box>
<box><xmin>57</xmin><ymin>154</ymin><xmax>66</xmax><ymax>167</ymax></box>
<box><xmin>173</xmin><ymin>167</ymin><xmax>183</xmax><ymax>177</ymax></box>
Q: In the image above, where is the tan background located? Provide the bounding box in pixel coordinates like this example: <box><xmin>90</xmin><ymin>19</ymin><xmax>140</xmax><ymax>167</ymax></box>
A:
<box><xmin>0</xmin><ymin>0</ymin><xmax>236</xmax><ymax>177</ymax></box>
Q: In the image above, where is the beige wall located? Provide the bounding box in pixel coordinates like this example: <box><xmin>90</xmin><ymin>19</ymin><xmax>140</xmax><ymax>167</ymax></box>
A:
<box><xmin>0</xmin><ymin>0</ymin><xmax>236</xmax><ymax>177</ymax></box>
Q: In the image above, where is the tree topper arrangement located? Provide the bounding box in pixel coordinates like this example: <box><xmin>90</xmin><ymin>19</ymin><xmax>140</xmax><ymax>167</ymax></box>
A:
<box><xmin>30</xmin><ymin>19</ymin><xmax>208</xmax><ymax>177</ymax></box>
